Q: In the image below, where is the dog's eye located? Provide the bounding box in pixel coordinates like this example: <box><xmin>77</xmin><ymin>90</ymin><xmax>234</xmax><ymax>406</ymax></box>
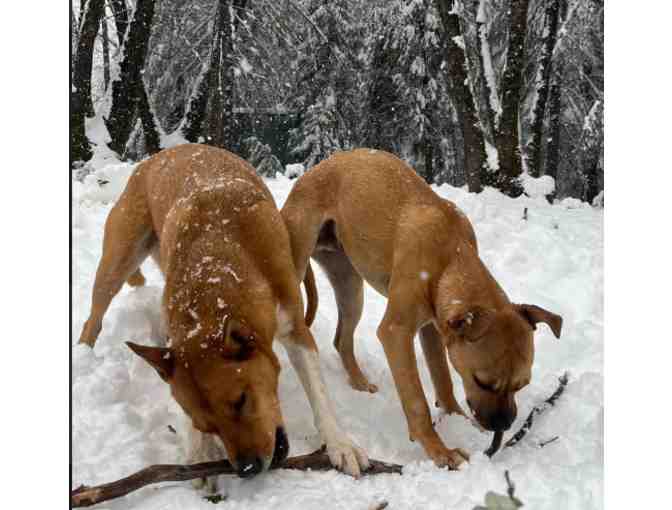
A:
<box><xmin>511</xmin><ymin>379</ymin><xmax>530</xmax><ymax>392</ymax></box>
<box><xmin>473</xmin><ymin>375</ymin><xmax>496</xmax><ymax>393</ymax></box>
<box><xmin>232</xmin><ymin>393</ymin><xmax>246</xmax><ymax>413</ymax></box>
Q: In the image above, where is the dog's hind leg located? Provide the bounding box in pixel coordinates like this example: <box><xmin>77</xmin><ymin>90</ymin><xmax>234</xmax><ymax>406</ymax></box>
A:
<box><xmin>312</xmin><ymin>247</ymin><xmax>377</xmax><ymax>393</ymax></box>
<box><xmin>79</xmin><ymin>180</ymin><xmax>156</xmax><ymax>347</ymax></box>
<box><xmin>419</xmin><ymin>324</ymin><xmax>465</xmax><ymax>417</ymax></box>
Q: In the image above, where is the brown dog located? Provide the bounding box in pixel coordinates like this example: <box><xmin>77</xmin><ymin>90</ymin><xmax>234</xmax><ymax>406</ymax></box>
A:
<box><xmin>281</xmin><ymin>148</ymin><xmax>562</xmax><ymax>469</ymax></box>
<box><xmin>78</xmin><ymin>144</ymin><xmax>369</xmax><ymax>487</ymax></box>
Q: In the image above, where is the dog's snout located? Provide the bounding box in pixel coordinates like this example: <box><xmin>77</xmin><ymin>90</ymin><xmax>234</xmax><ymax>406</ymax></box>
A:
<box><xmin>272</xmin><ymin>427</ymin><xmax>290</xmax><ymax>466</ymax></box>
<box><xmin>236</xmin><ymin>456</ymin><xmax>263</xmax><ymax>478</ymax></box>
<box><xmin>486</xmin><ymin>411</ymin><xmax>515</xmax><ymax>432</ymax></box>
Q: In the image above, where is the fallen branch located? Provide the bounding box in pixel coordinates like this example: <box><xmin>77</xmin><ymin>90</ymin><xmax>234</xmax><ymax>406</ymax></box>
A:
<box><xmin>72</xmin><ymin>374</ymin><xmax>569</xmax><ymax>506</ymax></box>
<box><xmin>503</xmin><ymin>372</ymin><xmax>569</xmax><ymax>450</ymax></box>
<box><xmin>71</xmin><ymin>446</ymin><xmax>402</xmax><ymax>507</ymax></box>
<box><xmin>485</xmin><ymin>372</ymin><xmax>569</xmax><ymax>457</ymax></box>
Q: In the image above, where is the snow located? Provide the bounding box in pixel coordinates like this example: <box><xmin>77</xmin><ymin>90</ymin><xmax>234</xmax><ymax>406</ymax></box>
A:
<box><xmin>520</xmin><ymin>174</ymin><xmax>556</xmax><ymax>199</ymax></box>
<box><xmin>451</xmin><ymin>35</ymin><xmax>466</xmax><ymax>51</ymax></box>
<box><xmin>284</xmin><ymin>163</ymin><xmax>305</xmax><ymax>179</ymax></box>
<box><xmin>72</xmin><ymin>158</ymin><xmax>603</xmax><ymax>509</ymax></box>
<box><xmin>484</xmin><ymin>139</ymin><xmax>500</xmax><ymax>172</ymax></box>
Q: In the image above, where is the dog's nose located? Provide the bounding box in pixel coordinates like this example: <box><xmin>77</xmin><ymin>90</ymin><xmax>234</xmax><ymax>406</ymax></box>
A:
<box><xmin>488</xmin><ymin>412</ymin><xmax>515</xmax><ymax>432</ymax></box>
<box><xmin>272</xmin><ymin>427</ymin><xmax>290</xmax><ymax>466</ymax></box>
<box><xmin>236</xmin><ymin>456</ymin><xmax>263</xmax><ymax>478</ymax></box>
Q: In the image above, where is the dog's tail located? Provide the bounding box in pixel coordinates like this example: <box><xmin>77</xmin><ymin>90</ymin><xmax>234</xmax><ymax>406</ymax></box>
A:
<box><xmin>303</xmin><ymin>262</ymin><xmax>318</xmax><ymax>327</ymax></box>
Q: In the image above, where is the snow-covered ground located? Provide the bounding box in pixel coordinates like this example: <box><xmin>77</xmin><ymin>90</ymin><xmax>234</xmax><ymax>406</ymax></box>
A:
<box><xmin>72</xmin><ymin>159</ymin><xmax>603</xmax><ymax>510</ymax></box>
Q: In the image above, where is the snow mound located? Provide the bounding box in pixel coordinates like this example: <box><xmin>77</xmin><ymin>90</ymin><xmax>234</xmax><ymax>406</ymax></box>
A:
<box><xmin>558</xmin><ymin>197</ymin><xmax>592</xmax><ymax>210</ymax></box>
<box><xmin>72</xmin><ymin>157</ymin><xmax>603</xmax><ymax>509</ymax></box>
<box><xmin>592</xmin><ymin>190</ymin><xmax>604</xmax><ymax>208</ymax></box>
<box><xmin>520</xmin><ymin>174</ymin><xmax>555</xmax><ymax>199</ymax></box>
<box><xmin>77</xmin><ymin>162</ymin><xmax>137</xmax><ymax>205</ymax></box>
<box><xmin>285</xmin><ymin>163</ymin><xmax>305</xmax><ymax>179</ymax></box>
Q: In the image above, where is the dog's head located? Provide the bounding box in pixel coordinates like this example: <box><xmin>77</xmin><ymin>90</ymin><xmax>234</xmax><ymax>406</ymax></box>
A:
<box><xmin>127</xmin><ymin>316</ymin><xmax>287</xmax><ymax>478</ymax></box>
<box><xmin>439</xmin><ymin>303</ymin><xmax>562</xmax><ymax>432</ymax></box>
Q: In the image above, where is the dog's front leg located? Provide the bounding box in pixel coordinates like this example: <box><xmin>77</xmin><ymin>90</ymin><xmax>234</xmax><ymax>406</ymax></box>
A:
<box><xmin>377</xmin><ymin>309</ymin><xmax>468</xmax><ymax>470</ymax></box>
<box><xmin>185</xmin><ymin>426</ymin><xmax>225</xmax><ymax>493</ymax></box>
<box><xmin>280</xmin><ymin>325</ymin><xmax>369</xmax><ymax>477</ymax></box>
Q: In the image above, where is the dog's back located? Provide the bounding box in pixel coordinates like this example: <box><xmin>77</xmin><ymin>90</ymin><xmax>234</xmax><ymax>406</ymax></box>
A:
<box><xmin>283</xmin><ymin>148</ymin><xmax>477</xmax><ymax>280</ymax></box>
<box><xmin>133</xmin><ymin>143</ymin><xmax>274</xmax><ymax>243</ymax></box>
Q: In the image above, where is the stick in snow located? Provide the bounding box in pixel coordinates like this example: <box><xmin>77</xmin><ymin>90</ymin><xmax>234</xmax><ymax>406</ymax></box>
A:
<box><xmin>486</xmin><ymin>372</ymin><xmax>569</xmax><ymax>457</ymax></box>
<box><xmin>71</xmin><ymin>374</ymin><xmax>569</xmax><ymax>506</ymax></box>
<box><xmin>70</xmin><ymin>446</ymin><xmax>402</xmax><ymax>507</ymax></box>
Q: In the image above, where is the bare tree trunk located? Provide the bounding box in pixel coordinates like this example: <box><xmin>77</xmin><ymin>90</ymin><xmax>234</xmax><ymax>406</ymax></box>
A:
<box><xmin>71</xmin><ymin>0</ymin><xmax>85</xmax><ymax>167</ymax></box>
<box><xmin>75</xmin><ymin>0</ymin><xmax>104</xmax><ymax>117</ymax></box>
<box><xmin>182</xmin><ymin>1</ymin><xmax>246</xmax><ymax>148</ymax></box>
<box><xmin>543</xmin><ymin>0</ymin><xmax>570</xmax><ymax>185</ymax></box>
<box><xmin>79</xmin><ymin>0</ymin><xmax>86</xmax><ymax>28</ymax></box>
<box><xmin>528</xmin><ymin>0</ymin><xmax>563</xmax><ymax>177</ymax></box>
<box><xmin>137</xmin><ymin>83</ymin><xmax>162</xmax><ymax>155</ymax></box>
<box><xmin>181</xmin><ymin>65</ymin><xmax>211</xmax><ymax>142</ymax></box>
<box><xmin>71</xmin><ymin>0</ymin><xmax>105</xmax><ymax>164</ymax></box>
<box><xmin>101</xmin><ymin>15</ymin><xmax>111</xmax><ymax>92</ymax></box>
<box><xmin>493</xmin><ymin>0</ymin><xmax>529</xmax><ymax>196</ymax></box>
<box><xmin>473</xmin><ymin>3</ymin><xmax>496</xmax><ymax>144</ymax></box>
<box><xmin>544</xmin><ymin>66</ymin><xmax>563</xmax><ymax>182</ymax></box>
<box><xmin>578</xmin><ymin>99</ymin><xmax>603</xmax><ymax>202</ymax></box>
<box><xmin>71</xmin><ymin>0</ymin><xmax>77</xmax><ymax>62</ymax></box>
<box><xmin>109</xmin><ymin>0</ymin><xmax>129</xmax><ymax>46</ymax></box>
<box><xmin>105</xmin><ymin>0</ymin><xmax>160</xmax><ymax>157</ymax></box>
<box><xmin>205</xmin><ymin>1</ymin><xmax>247</xmax><ymax>148</ymax></box>
<box><xmin>425</xmin><ymin>140</ymin><xmax>434</xmax><ymax>184</ymax></box>
<box><xmin>435</xmin><ymin>0</ymin><xmax>485</xmax><ymax>193</ymax></box>
<box><xmin>204</xmin><ymin>0</ymin><xmax>231</xmax><ymax>148</ymax></box>
<box><xmin>364</xmin><ymin>27</ymin><xmax>399</xmax><ymax>153</ymax></box>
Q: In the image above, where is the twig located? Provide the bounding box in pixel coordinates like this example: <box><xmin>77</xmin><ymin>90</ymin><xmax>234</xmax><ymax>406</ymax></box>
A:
<box><xmin>485</xmin><ymin>372</ymin><xmax>569</xmax><ymax>457</ymax></box>
<box><xmin>370</xmin><ymin>501</ymin><xmax>389</xmax><ymax>510</ymax></box>
<box><xmin>539</xmin><ymin>436</ymin><xmax>559</xmax><ymax>448</ymax></box>
<box><xmin>71</xmin><ymin>447</ymin><xmax>402</xmax><ymax>507</ymax></box>
<box><xmin>504</xmin><ymin>470</ymin><xmax>515</xmax><ymax>499</ymax></box>
<box><xmin>504</xmin><ymin>470</ymin><xmax>523</xmax><ymax>507</ymax></box>
<box><xmin>286</xmin><ymin>0</ymin><xmax>327</xmax><ymax>43</ymax></box>
<box><xmin>504</xmin><ymin>372</ymin><xmax>569</xmax><ymax>449</ymax></box>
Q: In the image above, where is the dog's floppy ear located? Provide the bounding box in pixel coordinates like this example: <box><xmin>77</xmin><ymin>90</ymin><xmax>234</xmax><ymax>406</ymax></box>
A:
<box><xmin>126</xmin><ymin>342</ymin><xmax>175</xmax><ymax>381</ymax></box>
<box><xmin>445</xmin><ymin>305</ymin><xmax>495</xmax><ymax>342</ymax></box>
<box><xmin>514</xmin><ymin>304</ymin><xmax>563</xmax><ymax>339</ymax></box>
<box><xmin>219</xmin><ymin>315</ymin><xmax>256</xmax><ymax>360</ymax></box>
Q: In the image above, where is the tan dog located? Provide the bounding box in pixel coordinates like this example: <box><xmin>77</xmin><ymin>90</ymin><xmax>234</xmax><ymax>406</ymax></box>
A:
<box><xmin>281</xmin><ymin>148</ymin><xmax>562</xmax><ymax>469</ymax></box>
<box><xmin>78</xmin><ymin>144</ymin><xmax>369</xmax><ymax>487</ymax></box>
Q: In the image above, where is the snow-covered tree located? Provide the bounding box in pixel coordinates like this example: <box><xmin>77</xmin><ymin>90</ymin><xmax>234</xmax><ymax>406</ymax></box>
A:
<box><xmin>386</xmin><ymin>0</ymin><xmax>455</xmax><ymax>184</ymax></box>
<box><xmin>288</xmin><ymin>0</ymin><xmax>363</xmax><ymax>169</ymax></box>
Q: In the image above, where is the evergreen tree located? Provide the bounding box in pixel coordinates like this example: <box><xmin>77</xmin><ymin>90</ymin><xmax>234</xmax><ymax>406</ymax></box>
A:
<box><xmin>389</xmin><ymin>0</ymin><xmax>454</xmax><ymax>184</ymax></box>
<box><xmin>288</xmin><ymin>0</ymin><xmax>362</xmax><ymax>168</ymax></box>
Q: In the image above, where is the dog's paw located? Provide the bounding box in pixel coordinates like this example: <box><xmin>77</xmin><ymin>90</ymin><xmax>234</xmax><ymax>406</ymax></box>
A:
<box><xmin>428</xmin><ymin>446</ymin><xmax>469</xmax><ymax>470</ymax></box>
<box><xmin>435</xmin><ymin>399</ymin><xmax>467</xmax><ymax>418</ymax></box>
<box><xmin>192</xmin><ymin>475</ymin><xmax>219</xmax><ymax>493</ymax></box>
<box><xmin>349</xmin><ymin>377</ymin><xmax>379</xmax><ymax>394</ymax></box>
<box><xmin>325</xmin><ymin>436</ymin><xmax>370</xmax><ymax>478</ymax></box>
<box><xmin>185</xmin><ymin>427</ymin><xmax>226</xmax><ymax>491</ymax></box>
